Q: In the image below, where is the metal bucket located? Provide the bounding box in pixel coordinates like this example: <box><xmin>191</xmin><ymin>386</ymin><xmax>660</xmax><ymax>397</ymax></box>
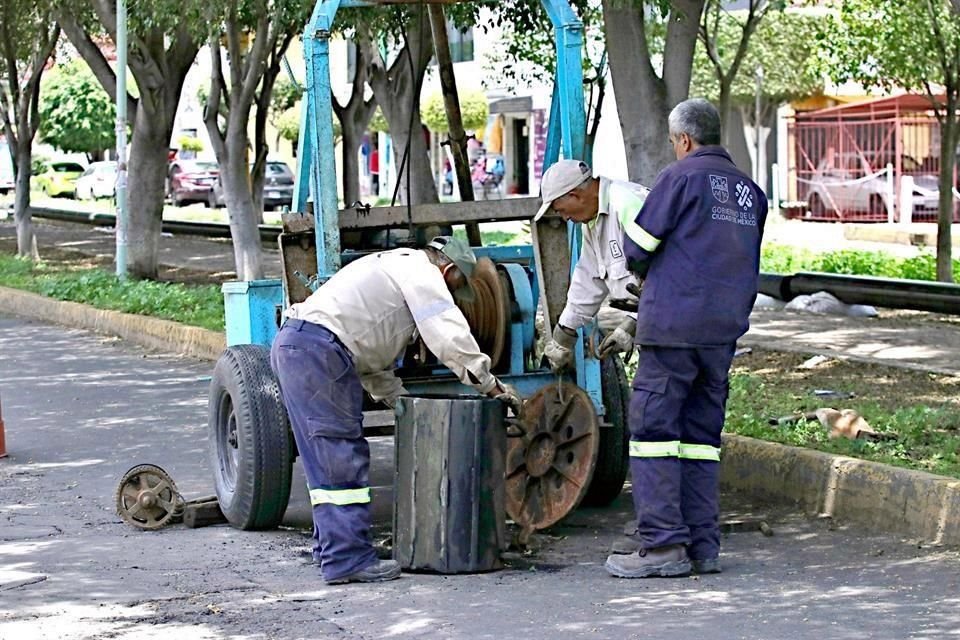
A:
<box><xmin>393</xmin><ymin>394</ymin><xmax>506</xmax><ymax>573</ymax></box>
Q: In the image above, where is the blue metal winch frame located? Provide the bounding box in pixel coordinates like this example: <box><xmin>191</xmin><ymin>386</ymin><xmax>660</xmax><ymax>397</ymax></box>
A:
<box><xmin>224</xmin><ymin>0</ymin><xmax>605</xmax><ymax>412</ymax></box>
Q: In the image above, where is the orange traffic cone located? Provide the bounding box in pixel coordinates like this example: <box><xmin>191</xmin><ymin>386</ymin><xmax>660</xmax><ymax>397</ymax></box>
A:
<box><xmin>0</xmin><ymin>392</ymin><xmax>7</xmax><ymax>458</ymax></box>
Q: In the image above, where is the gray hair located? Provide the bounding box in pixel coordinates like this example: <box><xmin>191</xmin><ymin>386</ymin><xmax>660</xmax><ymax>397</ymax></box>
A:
<box><xmin>668</xmin><ymin>98</ymin><xmax>722</xmax><ymax>146</ymax></box>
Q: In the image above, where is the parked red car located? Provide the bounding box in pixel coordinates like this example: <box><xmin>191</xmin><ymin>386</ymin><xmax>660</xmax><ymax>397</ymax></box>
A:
<box><xmin>166</xmin><ymin>160</ymin><xmax>219</xmax><ymax>206</ymax></box>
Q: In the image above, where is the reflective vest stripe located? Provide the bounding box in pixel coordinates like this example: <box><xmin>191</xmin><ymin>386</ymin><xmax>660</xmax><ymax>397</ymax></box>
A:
<box><xmin>618</xmin><ymin>208</ymin><xmax>661</xmax><ymax>253</ymax></box>
<box><xmin>309</xmin><ymin>487</ymin><xmax>371</xmax><ymax>506</ymax></box>
<box><xmin>629</xmin><ymin>440</ymin><xmax>680</xmax><ymax>457</ymax></box>
<box><xmin>679</xmin><ymin>443</ymin><xmax>721</xmax><ymax>461</ymax></box>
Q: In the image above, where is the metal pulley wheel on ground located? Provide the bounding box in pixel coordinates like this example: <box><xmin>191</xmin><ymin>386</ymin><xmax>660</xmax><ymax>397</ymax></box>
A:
<box><xmin>505</xmin><ymin>382</ymin><xmax>599</xmax><ymax>543</ymax></box>
<box><xmin>207</xmin><ymin>344</ymin><xmax>295</xmax><ymax>530</ymax></box>
<box><xmin>456</xmin><ymin>257</ymin><xmax>511</xmax><ymax>371</ymax></box>
<box><xmin>115</xmin><ymin>464</ymin><xmax>185</xmax><ymax>530</ymax></box>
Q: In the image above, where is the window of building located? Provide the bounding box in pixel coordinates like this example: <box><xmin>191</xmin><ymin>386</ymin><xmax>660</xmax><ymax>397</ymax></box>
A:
<box><xmin>446</xmin><ymin>23</ymin><xmax>474</xmax><ymax>63</ymax></box>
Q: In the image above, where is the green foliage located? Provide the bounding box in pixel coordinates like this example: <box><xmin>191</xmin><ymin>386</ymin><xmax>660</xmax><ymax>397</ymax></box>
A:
<box><xmin>815</xmin><ymin>0</ymin><xmax>960</xmax><ymax>96</ymax></box>
<box><xmin>270</xmin><ymin>75</ymin><xmax>303</xmax><ymax>115</ymax></box>
<box><xmin>178</xmin><ymin>136</ymin><xmax>204</xmax><ymax>152</ymax></box>
<box><xmin>761</xmin><ymin>244</ymin><xmax>960</xmax><ymax>283</ymax></box>
<box><xmin>39</xmin><ymin>60</ymin><xmax>117</xmax><ymax>156</ymax></box>
<box><xmin>691</xmin><ymin>10</ymin><xmax>823</xmax><ymax>106</ymax></box>
<box><xmin>483</xmin><ymin>0</ymin><xmax>605</xmax><ymax>88</ymax></box>
<box><xmin>0</xmin><ymin>254</ymin><xmax>224</xmax><ymax>331</ymax></box>
<box><xmin>277</xmin><ymin>107</ymin><xmax>300</xmax><ymax>142</ymax></box>
<box><xmin>421</xmin><ymin>90</ymin><xmax>488</xmax><ymax>132</ymax></box>
<box><xmin>369</xmin><ymin>107</ymin><xmax>389</xmax><ymax>134</ymax></box>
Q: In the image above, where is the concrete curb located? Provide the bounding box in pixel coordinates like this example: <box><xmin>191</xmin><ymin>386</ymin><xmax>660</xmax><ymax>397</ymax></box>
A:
<box><xmin>844</xmin><ymin>223</ymin><xmax>960</xmax><ymax>250</ymax></box>
<box><xmin>2</xmin><ymin>285</ymin><xmax>958</xmax><ymax>545</ymax></box>
<box><xmin>0</xmin><ymin>285</ymin><xmax>225</xmax><ymax>362</ymax></box>
<box><xmin>721</xmin><ymin>433</ymin><xmax>960</xmax><ymax>545</ymax></box>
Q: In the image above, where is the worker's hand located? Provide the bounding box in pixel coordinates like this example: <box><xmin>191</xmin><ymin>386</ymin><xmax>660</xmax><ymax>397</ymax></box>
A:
<box><xmin>544</xmin><ymin>325</ymin><xmax>577</xmax><ymax>372</ymax></box>
<box><xmin>493</xmin><ymin>381</ymin><xmax>524</xmax><ymax>416</ymax></box>
<box><xmin>598</xmin><ymin>318</ymin><xmax>637</xmax><ymax>359</ymax></box>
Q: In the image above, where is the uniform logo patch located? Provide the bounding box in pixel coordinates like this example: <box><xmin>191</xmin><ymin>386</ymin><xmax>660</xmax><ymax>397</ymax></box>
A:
<box><xmin>710</xmin><ymin>175</ymin><xmax>729</xmax><ymax>203</ymax></box>
<box><xmin>735</xmin><ymin>182</ymin><xmax>754</xmax><ymax>209</ymax></box>
<box><xmin>609</xmin><ymin>239</ymin><xmax>623</xmax><ymax>258</ymax></box>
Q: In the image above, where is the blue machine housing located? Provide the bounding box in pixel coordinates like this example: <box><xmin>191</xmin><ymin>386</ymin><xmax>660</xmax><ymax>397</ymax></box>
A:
<box><xmin>224</xmin><ymin>0</ymin><xmax>605</xmax><ymax>413</ymax></box>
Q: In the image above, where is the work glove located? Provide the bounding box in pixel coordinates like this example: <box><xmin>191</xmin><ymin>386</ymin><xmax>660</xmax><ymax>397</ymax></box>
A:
<box><xmin>598</xmin><ymin>317</ymin><xmax>637</xmax><ymax>360</ymax></box>
<box><xmin>493</xmin><ymin>380</ymin><xmax>524</xmax><ymax>416</ymax></box>
<box><xmin>608</xmin><ymin>280</ymin><xmax>643</xmax><ymax>313</ymax></box>
<box><xmin>544</xmin><ymin>325</ymin><xmax>577</xmax><ymax>372</ymax></box>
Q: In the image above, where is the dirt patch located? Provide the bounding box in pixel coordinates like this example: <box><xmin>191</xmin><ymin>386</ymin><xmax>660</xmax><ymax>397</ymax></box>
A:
<box><xmin>0</xmin><ymin>236</ymin><xmax>231</xmax><ymax>286</ymax></box>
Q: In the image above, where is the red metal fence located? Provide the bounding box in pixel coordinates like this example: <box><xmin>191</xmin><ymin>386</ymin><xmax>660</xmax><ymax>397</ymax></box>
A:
<box><xmin>785</xmin><ymin>95</ymin><xmax>957</xmax><ymax>223</ymax></box>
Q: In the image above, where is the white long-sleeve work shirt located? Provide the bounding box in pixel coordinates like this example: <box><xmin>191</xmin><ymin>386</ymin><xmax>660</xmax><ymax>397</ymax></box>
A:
<box><xmin>557</xmin><ymin>177</ymin><xmax>650</xmax><ymax>331</ymax></box>
<box><xmin>284</xmin><ymin>249</ymin><xmax>497</xmax><ymax>402</ymax></box>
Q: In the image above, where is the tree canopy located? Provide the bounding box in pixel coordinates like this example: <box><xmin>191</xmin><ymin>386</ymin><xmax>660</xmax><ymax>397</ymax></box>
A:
<box><xmin>39</xmin><ymin>60</ymin><xmax>117</xmax><ymax>157</ymax></box>
<box><xmin>690</xmin><ymin>9</ymin><xmax>822</xmax><ymax>106</ymax></box>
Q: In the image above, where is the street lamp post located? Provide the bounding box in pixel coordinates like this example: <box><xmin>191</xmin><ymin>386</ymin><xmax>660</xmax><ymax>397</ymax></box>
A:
<box><xmin>115</xmin><ymin>0</ymin><xmax>128</xmax><ymax>279</ymax></box>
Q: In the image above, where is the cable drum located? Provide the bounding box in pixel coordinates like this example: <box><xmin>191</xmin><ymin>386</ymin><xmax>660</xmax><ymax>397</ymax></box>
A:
<box><xmin>456</xmin><ymin>257</ymin><xmax>511</xmax><ymax>371</ymax></box>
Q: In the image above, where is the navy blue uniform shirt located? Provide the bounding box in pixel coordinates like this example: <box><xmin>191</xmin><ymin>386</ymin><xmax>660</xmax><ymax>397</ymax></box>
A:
<box><xmin>622</xmin><ymin>146</ymin><xmax>767</xmax><ymax>347</ymax></box>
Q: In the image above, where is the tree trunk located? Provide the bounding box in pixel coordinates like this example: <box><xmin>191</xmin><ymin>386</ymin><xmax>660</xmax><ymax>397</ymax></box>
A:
<box><xmin>936</xmin><ymin>112</ymin><xmax>957</xmax><ymax>283</ymax></box>
<box><xmin>602</xmin><ymin>0</ymin><xmax>705</xmax><ymax>184</ymax></box>
<box><xmin>125</xmin><ymin>109</ymin><xmax>173</xmax><ymax>278</ymax></box>
<box><xmin>365</xmin><ymin>14</ymin><xmax>438</xmax><ymax>205</ymax></box>
<box><xmin>221</xmin><ymin>124</ymin><xmax>264</xmax><ymax>281</ymax></box>
<box><xmin>13</xmin><ymin>144</ymin><xmax>36</xmax><ymax>258</ymax></box>
<box><xmin>341</xmin><ymin>125</ymin><xmax>362</xmax><ymax>206</ymax></box>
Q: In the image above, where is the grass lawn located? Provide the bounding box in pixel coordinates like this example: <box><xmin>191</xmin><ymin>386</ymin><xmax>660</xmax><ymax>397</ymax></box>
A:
<box><xmin>0</xmin><ymin>253</ymin><xmax>224</xmax><ymax>332</ymax></box>
<box><xmin>725</xmin><ymin>349</ymin><xmax>960</xmax><ymax>479</ymax></box>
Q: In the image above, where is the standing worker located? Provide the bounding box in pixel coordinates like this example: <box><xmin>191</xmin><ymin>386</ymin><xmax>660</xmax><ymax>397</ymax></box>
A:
<box><xmin>535</xmin><ymin>160</ymin><xmax>650</xmax><ymax>370</ymax></box>
<box><xmin>271</xmin><ymin>236</ymin><xmax>523</xmax><ymax>585</ymax></box>
<box><xmin>604</xmin><ymin>98</ymin><xmax>767</xmax><ymax>578</ymax></box>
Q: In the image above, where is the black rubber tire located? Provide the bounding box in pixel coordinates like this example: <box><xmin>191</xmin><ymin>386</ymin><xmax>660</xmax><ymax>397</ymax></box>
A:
<box><xmin>207</xmin><ymin>344</ymin><xmax>294</xmax><ymax>530</ymax></box>
<box><xmin>581</xmin><ymin>355</ymin><xmax>631</xmax><ymax>506</ymax></box>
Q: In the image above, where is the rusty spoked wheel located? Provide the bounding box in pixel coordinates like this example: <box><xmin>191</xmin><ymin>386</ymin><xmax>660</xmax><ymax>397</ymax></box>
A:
<box><xmin>505</xmin><ymin>382</ymin><xmax>599</xmax><ymax>544</ymax></box>
<box><xmin>457</xmin><ymin>257</ymin><xmax>510</xmax><ymax>369</ymax></box>
<box><xmin>115</xmin><ymin>464</ymin><xmax>185</xmax><ymax>530</ymax></box>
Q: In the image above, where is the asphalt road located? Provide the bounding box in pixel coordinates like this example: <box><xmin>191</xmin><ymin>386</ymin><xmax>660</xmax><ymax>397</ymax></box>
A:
<box><xmin>2</xmin><ymin>315</ymin><xmax>960</xmax><ymax>640</ymax></box>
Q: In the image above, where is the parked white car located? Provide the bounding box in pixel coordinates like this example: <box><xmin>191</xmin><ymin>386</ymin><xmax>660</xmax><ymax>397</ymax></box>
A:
<box><xmin>806</xmin><ymin>152</ymin><xmax>939</xmax><ymax>220</ymax></box>
<box><xmin>75</xmin><ymin>161</ymin><xmax>117</xmax><ymax>200</ymax></box>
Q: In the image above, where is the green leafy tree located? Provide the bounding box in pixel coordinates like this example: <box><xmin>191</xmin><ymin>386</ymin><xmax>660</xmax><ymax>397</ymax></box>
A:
<box><xmin>421</xmin><ymin>90</ymin><xmax>488</xmax><ymax>132</ymax></box>
<box><xmin>39</xmin><ymin>60</ymin><xmax>116</xmax><ymax>160</ymax></box>
<box><xmin>57</xmin><ymin>0</ymin><xmax>204</xmax><ymax>279</ymax></box>
<box><xmin>0</xmin><ymin>0</ymin><xmax>60</xmax><ymax>259</ymax></box>
<box><xmin>694</xmin><ymin>0</ymin><xmax>786</xmax><ymax>147</ymax></box>
<box><xmin>817</xmin><ymin>0</ymin><xmax>960</xmax><ymax>282</ymax></box>
<box><xmin>201</xmin><ymin>1</ymin><xmax>312</xmax><ymax>280</ymax></box>
<box><xmin>484</xmin><ymin>1</ymin><xmax>608</xmax><ymax>158</ymax></box>
<box><xmin>690</xmin><ymin>8</ymin><xmax>822</xmax><ymax>184</ymax></box>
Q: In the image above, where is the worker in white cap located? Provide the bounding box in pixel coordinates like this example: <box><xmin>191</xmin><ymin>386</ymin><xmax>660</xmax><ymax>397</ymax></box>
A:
<box><xmin>535</xmin><ymin>159</ymin><xmax>650</xmax><ymax>371</ymax></box>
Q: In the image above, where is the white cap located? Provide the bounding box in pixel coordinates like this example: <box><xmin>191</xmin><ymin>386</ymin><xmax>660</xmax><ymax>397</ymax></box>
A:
<box><xmin>533</xmin><ymin>159</ymin><xmax>593</xmax><ymax>221</ymax></box>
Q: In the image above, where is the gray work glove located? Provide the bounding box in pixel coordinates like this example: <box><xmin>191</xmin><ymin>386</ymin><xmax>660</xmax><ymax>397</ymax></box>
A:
<box><xmin>544</xmin><ymin>325</ymin><xmax>577</xmax><ymax>372</ymax></box>
<box><xmin>598</xmin><ymin>317</ymin><xmax>637</xmax><ymax>360</ymax></box>
<box><xmin>493</xmin><ymin>380</ymin><xmax>524</xmax><ymax>416</ymax></box>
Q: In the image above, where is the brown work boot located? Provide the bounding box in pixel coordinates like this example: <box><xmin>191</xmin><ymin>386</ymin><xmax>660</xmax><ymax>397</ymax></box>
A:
<box><xmin>610</xmin><ymin>532</ymin><xmax>643</xmax><ymax>555</ymax></box>
<box><xmin>691</xmin><ymin>557</ymin><xmax>721</xmax><ymax>574</ymax></box>
<box><xmin>605</xmin><ymin>544</ymin><xmax>691</xmax><ymax>578</ymax></box>
<box><xmin>325</xmin><ymin>559</ymin><xmax>401</xmax><ymax>585</ymax></box>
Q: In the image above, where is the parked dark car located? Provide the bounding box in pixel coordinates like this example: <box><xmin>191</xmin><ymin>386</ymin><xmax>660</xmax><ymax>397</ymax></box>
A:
<box><xmin>167</xmin><ymin>160</ymin><xmax>219</xmax><ymax>206</ymax></box>
<box><xmin>209</xmin><ymin>161</ymin><xmax>295</xmax><ymax>211</ymax></box>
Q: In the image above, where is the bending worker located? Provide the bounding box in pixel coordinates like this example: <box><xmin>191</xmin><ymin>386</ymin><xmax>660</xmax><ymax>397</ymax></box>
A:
<box><xmin>535</xmin><ymin>159</ymin><xmax>649</xmax><ymax>370</ymax></box>
<box><xmin>270</xmin><ymin>236</ymin><xmax>523</xmax><ymax>585</ymax></box>
<box><xmin>604</xmin><ymin>98</ymin><xmax>767</xmax><ymax>579</ymax></box>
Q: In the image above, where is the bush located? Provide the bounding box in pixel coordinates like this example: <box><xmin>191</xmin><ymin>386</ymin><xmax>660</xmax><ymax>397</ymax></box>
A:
<box><xmin>762</xmin><ymin>244</ymin><xmax>960</xmax><ymax>284</ymax></box>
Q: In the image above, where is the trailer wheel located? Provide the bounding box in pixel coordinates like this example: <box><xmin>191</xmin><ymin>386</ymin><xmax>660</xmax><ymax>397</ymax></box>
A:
<box><xmin>208</xmin><ymin>344</ymin><xmax>294</xmax><ymax>530</ymax></box>
<box><xmin>581</xmin><ymin>355</ymin><xmax>630</xmax><ymax>506</ymax></box>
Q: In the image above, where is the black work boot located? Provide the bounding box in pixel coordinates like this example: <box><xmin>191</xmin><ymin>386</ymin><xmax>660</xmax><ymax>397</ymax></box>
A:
<box><xmin>605</xmin><ymin>544</ymin><xmax>692</xmax><ymax>578</ymax></box>
<box><xmin>325</xmin><ymin>559</ymin><xmax>401</xmax><ymax>585</ymax></box>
